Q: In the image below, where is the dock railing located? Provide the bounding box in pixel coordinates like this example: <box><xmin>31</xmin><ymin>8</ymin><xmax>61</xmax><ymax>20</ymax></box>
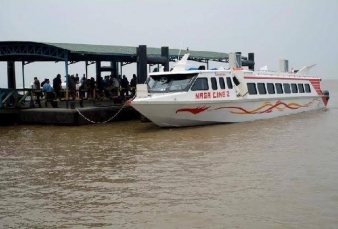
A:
<box><xmin>1</xmin><ymin>86</ymin><xmax>135</xmax><ymax>109</ymax></box>
<box><xmin>0</xmin><ymin>88</ymin><xmax>33</xmax><ymax>109</ymax></box>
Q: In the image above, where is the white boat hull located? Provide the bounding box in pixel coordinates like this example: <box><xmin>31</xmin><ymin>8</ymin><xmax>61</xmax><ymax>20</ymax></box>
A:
<box><xmin>130</xmin><ymin>52</ymin><xmax>329</xmax><ymax>128</ymax></box>
<box><xmin>130</xmin><ymin>96</ymin><xmax>325</xmax><ymax>127</ymax></box>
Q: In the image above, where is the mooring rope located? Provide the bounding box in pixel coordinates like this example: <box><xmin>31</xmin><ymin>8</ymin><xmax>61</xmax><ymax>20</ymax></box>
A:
<box><xmin>75</xmin><ymin>95</ymin><xmax>136</xmax><ymax>124</ymax></box>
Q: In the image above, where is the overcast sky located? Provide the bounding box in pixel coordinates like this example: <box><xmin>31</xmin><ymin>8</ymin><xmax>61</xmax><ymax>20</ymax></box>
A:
<box><xmin>0</xmin><ymin>0</ymin><xmax>337</xmax><ymax>88</ymax></box>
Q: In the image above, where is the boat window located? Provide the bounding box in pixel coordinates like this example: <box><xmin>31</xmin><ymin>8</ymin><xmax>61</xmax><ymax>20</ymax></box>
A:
<box><xmin>233</xmin><ymin>76</ymin><xmax>240</xmax><ymax>86</ymax></box>
<box><xmin>211</xmin><ymin>77</ymin><xmax>218</xmax><ymax>90</ymax></box>
<box><xmin>147</xmin><ymin>77</ymin><xmax>155</xmax><ymax>89</ymax></box>
<box><xmin>257</xmin><ymin>83</ymin><xmax>266</xmax><ymax>94</ymax></box>
<box><xmin>298</xmin><ymin>83</ymin><xmax>305</xmax><ymax>93</ymax></box>
<box><xmin>275</xmin><ymin>83</ymin><xmax>283</xmax><ymax>94</ymax></box>
<box><xmin>283</xmin><ymin>83</ymin><xmax>291</xmax><ymax>94</ymax></box>
<box><xmin>191</xmin><ymin>78</ymin><xmax>209</xmax><ymax>91</ymax></box>
<box><xmin>291</xmin><ymin>83</ymin><xmax>298</xmax><ymax>93</ymax></box>
<box><xmin>219</xmin><ymin>77</ymin><xmax>226</xmax><ymax>89</ymax></box>
<box><xmin>148</xmin><ymin>73</ymin><xmax>197</xmax><ymax>93</ymax></box>
<box><xmin>226</xmin><ymin>77</ymin><xmax>233</xmax><ymax>89</ymax></box>
<box><xmin>267</xmin><ymin>83</ymin><xmax>275</xmax><ymax>94</ymax></box>
<box><xmin>304</xmin><ymin>84</ymin><xmax>311</xmax><ymax>93</ymax></box>
<box><xmin>247</xmin><ymin>83</ymin><xmax>257</xmax><ymax>95</ymax></box>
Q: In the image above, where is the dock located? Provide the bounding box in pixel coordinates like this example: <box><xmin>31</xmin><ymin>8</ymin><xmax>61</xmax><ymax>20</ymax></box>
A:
<box><xmin>20</xmin><ymin>105</ymin><xmax>139</xmax><ymax>125</ymax></box>
<box><xmin>0</xmin><ymin>41</ymin><xmax>253</xmax><ymax>126</ymax></box>
<box><xmin>0</xmin><ymin>99</ymin><xmax>141</xmax><ymax>126</ymax></box>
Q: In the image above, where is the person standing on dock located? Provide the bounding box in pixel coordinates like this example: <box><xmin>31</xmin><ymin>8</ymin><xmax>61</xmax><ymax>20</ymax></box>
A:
<box><xmin>120</xmin><ymin>75</ymin><xmax>129</xmax><ymax>101</ymax></box>
<box><xmin>130</xmin><ymin>74</ymin><xmax>137</xmax><ymax>97</ymax></box>
<box><xmin>33</xmin><ymin>77</ymin><xmax>42</xmax><ymax>108</ymax></box>
<box><xmin>41</xmin><ymin>78</ymin><xmax>47</xmax><ymax>88</ymax></box>
<box><xmin>80</xmin><ymin>74</ymin><xmax>86</xmax><ymax>85</ymax></box>
<box><xmin>42</xmin><ymin>79</ymin><xmax>53</xmax><ymax>92</ymax></box>
<box><xmin>69</xmin><ymin>75</ymin><xmax>76</xmax><ymax>100</ymax></box>
<box><xmin>113</xmin><ymin>75</ymin><xmax>120</xmax><ymax>97</ymax></box>
<box><xmin>42</xmin><ymin>79</ymin><xmax>57</xmax><ymax>108</ymax></box>
<box><xmin>74</xmin><ymin>74</ymin><xmax>80</xmax><ymax>84</ymax></box>
<box><xmin>65</xmin><ymin>75</ymin><xmax>76</xmax><ymax>100</ymax></box>
<box><xmin>53</xmin><ymin>74</ymin><xmax>62</xmax><ymax>100</ymax></box>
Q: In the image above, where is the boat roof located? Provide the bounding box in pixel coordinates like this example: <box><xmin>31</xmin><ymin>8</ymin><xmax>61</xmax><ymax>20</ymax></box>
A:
<box><xmin>149</xmin><ymin>69</ymin><xmax>231</xmax><ymax>76</ymax></box>
<box><xmin>149</xmin><ymin>69</ymin><xmax>321</xmax><ymax>80</ymax></box>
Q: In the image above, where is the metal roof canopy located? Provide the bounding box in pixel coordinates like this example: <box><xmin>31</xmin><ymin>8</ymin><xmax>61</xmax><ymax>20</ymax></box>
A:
<box><xmin>0</xmin><ymin>41</ymin><xmax>231</xmax><ymax>63</ymax></box>
<box><xmin>0</xmin><ymin>41</ymin><xmax>255</xmax><ymax>109</ymax></box>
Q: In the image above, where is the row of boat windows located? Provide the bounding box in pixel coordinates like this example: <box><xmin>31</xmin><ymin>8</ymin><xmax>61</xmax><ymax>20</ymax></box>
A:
<box><xmin>247</xmin><ymin>82</ymin><xmax>311</xmax><ymax>95</ymax></box>
<box><xmin>191</xmin><ymin>77</ymin><xmax>233</xmax><ymax>91</ymax></box>
<box><xmin>190</xmin><ymin>77</ymin><xmax>312</xmax><ymax>95</ymax></box>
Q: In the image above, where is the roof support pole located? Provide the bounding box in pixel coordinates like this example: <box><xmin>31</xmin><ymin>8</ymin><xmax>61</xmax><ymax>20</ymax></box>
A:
<box><xmin>96</xmin><ymin>61</ymin><xmax>101</xmax><ymax>82</ymax></box>
<box><xmin>0</xmin><ymin>88</ymin><xmax>2</xmax><ymax>108</ymax></box>
<box><xmin>85</xmin><ymin>61</ymin><xmax>88</xmax><ymax>79</ymax></box>
<box><xmin>120</xmin><ymin>62</ymin><xmax>123</xmax><ymax>77</ymax></box>
<box><xmin>137</xmin><ymin>45</ymin><xmax>147</xmax><ymax>84</ymax></box>
<box><xmin>21</xmin><ymin>61</ymin><xmax>25</xmax><ymax>89</ymax></box>
<box><xmin>95</xmin><ymin>61</ymin><xmax>102</xmax><ymax>103</ymax></box>
<box><xmin>115</xmin><ymin>62</ymin><xmax>119</xmax><ymax>77</ymax></box>
<box><xmin>207</xmin><ymin>60</ymin><xmax>209</xmax><ymax>70</ymax></box>
<box><xmin>161</xmin><ymin>46</ymin><xmax>169</xmax><ymax>71</ymax></box>
<box><xmin>65</xmin><ymin>51</ymin><xmax>69</xmax><ymax>109</ymax></box>
<box><xmin>110</xmin><ymin>61</ymin><xmax>118</xmax><ymax>77</ymax></box>
<box><xmin>7</xmin><ymin>61</ymin><xmax>16</xmax><ymax>89</ymax></box>
<box><xmin>110</xmin><ymin>61</ymin><xmax>114</xmax><ymax>76</ymax></box>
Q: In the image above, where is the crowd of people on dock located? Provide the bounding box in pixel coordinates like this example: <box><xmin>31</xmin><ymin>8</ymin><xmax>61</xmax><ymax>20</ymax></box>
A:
<box><xmin>31</xmin><ymin>73</ymin><xmax>138</xmax><ymax>108</ymax></box>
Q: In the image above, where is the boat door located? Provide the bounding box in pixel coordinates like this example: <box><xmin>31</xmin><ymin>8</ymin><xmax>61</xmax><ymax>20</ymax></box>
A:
<box><xmin>231</xmin><ymin>70</ymin><xmax>248</xmax><ymax>97</ymax></box>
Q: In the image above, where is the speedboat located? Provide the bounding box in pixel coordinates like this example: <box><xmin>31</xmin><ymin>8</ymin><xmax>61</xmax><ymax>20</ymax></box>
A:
<box><xmin>127</xmin><ymin>52</ymin><xmax>330</xmax><ymax>127</ymax></box>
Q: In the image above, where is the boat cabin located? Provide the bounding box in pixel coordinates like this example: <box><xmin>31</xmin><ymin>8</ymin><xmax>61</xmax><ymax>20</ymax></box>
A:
<box><xmin>146</xmin><ymin>68</ymin><xmax>319</xmax><ymax>101</ymax></box>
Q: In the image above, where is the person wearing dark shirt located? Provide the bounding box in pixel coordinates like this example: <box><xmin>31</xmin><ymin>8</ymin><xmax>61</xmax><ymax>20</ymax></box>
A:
<box><xmin>69</xmin><ymin>75</ymin><xmax>76</xmax><ymax>100</ymax></box>
<box><xmin>53</xmin><ymin>74</ymin><xmax>62</xmax><ymax>99</ymax></box>
<box><xmin>130</xmin><ymin>74</ymin><xmax>137</xmax><ymax>97</ymax></box>
<box><xmin>120</xmin><ymin>75</ymin><xmax>129</xmax><ymax>100</ymax></box>
<box><xmin>74</xmin><ymin>73</ymin><xmax>80</xmax><ymax>84</ymax></box>
<box><xmin>41</xmin><ymin>78</ymin><xmax>47</xmax><ymax>87</ymax></box>
<box><xmin>33</xmin><ymin>77</ymin><xmax>42</xmax><ymax>107</ymax></box>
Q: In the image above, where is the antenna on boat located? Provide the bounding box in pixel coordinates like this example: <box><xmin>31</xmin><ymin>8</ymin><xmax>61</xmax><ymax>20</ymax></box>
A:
<box><xmin>177</xmin><ymin>40</ymin><xmax>184</xmax><ymax>61</ymax></box>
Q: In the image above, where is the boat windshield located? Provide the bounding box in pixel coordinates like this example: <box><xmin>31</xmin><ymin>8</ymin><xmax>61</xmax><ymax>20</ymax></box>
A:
<box><xmin>147</xmin><ymin>73</ymin><xmax>198</xmax><ymax>93</ymax></box>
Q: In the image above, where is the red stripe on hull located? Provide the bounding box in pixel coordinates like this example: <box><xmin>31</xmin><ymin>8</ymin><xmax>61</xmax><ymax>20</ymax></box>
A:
<box><xmin>309</xmin><ymin>79</ymin><xmax>327</xmax><ymax>106</ymax></box>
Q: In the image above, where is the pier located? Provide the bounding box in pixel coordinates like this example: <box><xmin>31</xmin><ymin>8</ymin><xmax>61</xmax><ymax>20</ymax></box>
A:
<box><xmin>19</xmin><ymin>105</ymin><xmax>139</xmax><ymax>126</ymax></box>
<box><xmin>0</xmin><ymin>88</ymin><xmax>140</xmax><ymax>125</ymax></box>
<box><xmin>0</xmin><ymin>99</ymin><xmax>141</xmax><ymax>126</ymax></box>
<box><xmin>0</xmin><ymin>41</ymin><xmax>255</xmax><ymax>125</ymax></box>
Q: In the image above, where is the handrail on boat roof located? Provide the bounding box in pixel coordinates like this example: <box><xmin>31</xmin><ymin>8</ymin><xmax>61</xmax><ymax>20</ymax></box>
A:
<box><xmin>254</xmin><ymin>71</ymin><xmax>318</xmax><ymax>78</ymax></box>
